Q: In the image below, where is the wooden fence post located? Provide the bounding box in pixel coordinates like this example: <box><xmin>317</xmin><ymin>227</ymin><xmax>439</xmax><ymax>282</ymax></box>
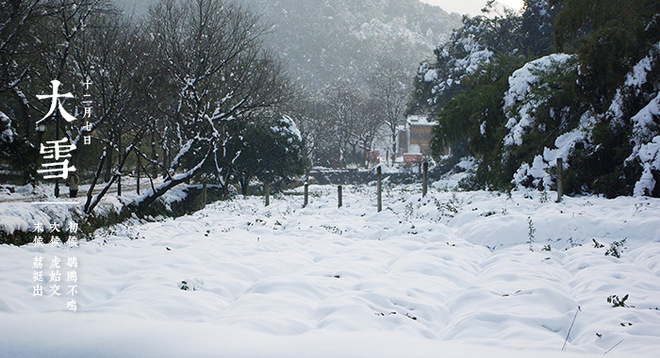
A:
<box><xmin>202</xmin><ymin>182</ymin><xmax>207</xmax><ymax>208</ymax></box>
<box><xmin>377</xmin><ymin>166</ymin><xmax>382</xmax><ymax>212</ymax></box>
<box><xmin>117</xmin><ymin>136</ymin><xmax>122</xmax><ymax>197</ymax></box>
<box><xmin>557</xmin><ymin>158</ymin><xmax>564</xmax><ymax>202</ymax></box>
<box><xmin>265</xmin><ymin>182</ymin><xmax>270</xmax><ymax>207</ymax></box>
<box><xmin>136</xmin><ymin>154</ymin><xmax>141</xmax><ymax>196</ymax></box>
<box><xmin>338</xmin><ymin>185</ymin><xmax>343</xmax><ymax>208</ymax></box>
<box><xmin>422</xmin><ymin>161</ymin><xmax>429</xmax><ymax>198</ymax></box>
<box><xmin>303</xmin><ymin>182</ymin><xmax>309</xmax><ymax>207</ymax></box>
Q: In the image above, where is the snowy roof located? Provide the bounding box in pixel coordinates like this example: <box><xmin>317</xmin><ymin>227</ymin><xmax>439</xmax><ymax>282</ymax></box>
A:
<box><xmin>406</xmin><ymin>115</ymin><xmax>434</xmax><ymax>126</ymax></box>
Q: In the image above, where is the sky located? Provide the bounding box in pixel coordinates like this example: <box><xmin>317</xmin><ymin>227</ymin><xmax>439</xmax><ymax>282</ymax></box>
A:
<box><xmin>421</xmin><ymin>0</ymin><xmax>525</xmax><ymax>16</ymax></box>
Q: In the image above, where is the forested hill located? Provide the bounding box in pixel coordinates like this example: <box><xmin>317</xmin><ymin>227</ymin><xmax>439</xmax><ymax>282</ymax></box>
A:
<box><xmin>237</xmin><ymin>0</ymin><xmax>460</xmax><ymax>89</ymax></box>
<box><xmin>115</xmin><ymin>0</ymin><xmax>461</xmax><ymax>90</ymax></box>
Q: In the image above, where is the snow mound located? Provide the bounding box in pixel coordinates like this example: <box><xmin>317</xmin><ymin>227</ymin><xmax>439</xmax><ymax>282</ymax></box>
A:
<box><xmin>1</xmin><ymin>185</ymin><xmax>659</xmax><ymax>356</ymax></box>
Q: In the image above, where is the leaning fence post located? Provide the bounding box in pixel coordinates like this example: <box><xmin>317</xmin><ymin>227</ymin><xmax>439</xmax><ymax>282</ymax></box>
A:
<box><xmin>265</xmin><ymin>182</ymin><xmax>270</xmax><ymax>207</ymax></box>
<box><xmin>422</xmin><ymin>161</ymin><xmax>429</xmax><ymax>198</ymax></box>
<box><xmin>377</xmin><ymin>166</ymin><xmax>382</xmax><ymax>212</ymax></box>
<box><xmin>303</xmin><ymin>182</ymin><xmax>309</xmax><ymax>207</ymax></box>
<box><xmin>338</xmin><ymin>185</ymin><xmax>343</xmax><ymax>208</ymax></box>
<box><xmin>557</xmin><ymin>158</ymin><xmax>564</xmax><ymax>202</ymax></box>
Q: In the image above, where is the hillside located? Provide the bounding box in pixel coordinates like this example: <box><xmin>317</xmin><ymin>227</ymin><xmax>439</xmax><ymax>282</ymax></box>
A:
<box><xmin>238</xmin><ymin>0</ymin><xmax>460</xmax><ymax>88</ymax></box>
<box><xmin>114</xmin><ymin>0</ymin><xmax>461</xmax><ymax>90</ymax></box>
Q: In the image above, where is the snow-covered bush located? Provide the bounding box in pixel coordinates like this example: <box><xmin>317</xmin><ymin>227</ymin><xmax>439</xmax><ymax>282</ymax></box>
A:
<box><xmin>233</xmin><ymin>113</ymin><xmax>308</xmax><ymax>195</ymax></box>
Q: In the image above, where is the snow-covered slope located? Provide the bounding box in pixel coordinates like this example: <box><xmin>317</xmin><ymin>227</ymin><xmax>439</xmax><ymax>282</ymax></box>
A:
<box><xmin>113</xmin><ymin>0</ymin><xmax>460</xmax><ymax>90</ymax></box>
<box><xmin>506</xmin><ymin>44</ymin><xmax>660</xmax><ymax>195</ymax></box>
<box><xmin>1</xmin><ymin>182</ymin><xmax>659</xmax><ymax>356</ymax></box>
<box><xmin>239</xmin><ymin>0</ymin><xmax>460</xmax><ymax>89</ymax></box>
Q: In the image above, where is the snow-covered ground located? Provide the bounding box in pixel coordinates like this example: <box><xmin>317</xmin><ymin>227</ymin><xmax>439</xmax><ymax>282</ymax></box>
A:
<box><xmin>1</xmin><ymin>183</ymin><xmax>659</xmax><ymax>357</ymax></box>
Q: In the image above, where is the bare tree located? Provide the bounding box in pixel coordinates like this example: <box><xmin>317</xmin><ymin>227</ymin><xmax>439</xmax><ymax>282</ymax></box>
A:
<box><xmin>0</xmin><ymin>0</ymin><xmax>42</xmax><ymax>184</ymax></box>
<box><xmin>296</xmin><ymin>81</ymin><xmax>387</xmax><ymax>169</ymax></box>
<box><xmin>357</xmin><ymin>98</ymin><xmax>384</xmax><ymax>167</ymax></box>
<box><xmin>0</xmin><ymin>0</ymin><xmax>41</xmax><ymax>94</ymax></box>
<box><xmin>1</xmin><ymin>0</ymin><xmax>109</xmax><ymax>185</ymax></box>
<box><xmin>369</xmin><ymin>63</ymin><xmax>411</xmax><ymax>164</ymax></box>
<box><xmin>288</xmin><ymin>93</ymin><xmax>328</xmax><ymax>169</ymax></box>
<box><xmin>319</xmin><ymin>81</ymin><xmax>366</xmax><ymax>167</ymax></box>
<box><xmin>129</xmin><ymin>0</ymin><xmax>292</xmax><ymax>210</ymax></box>
<box><xmin>69</xmin><ymin>10</ymin><xmax>155</xmax><ymax>214</ymax></box>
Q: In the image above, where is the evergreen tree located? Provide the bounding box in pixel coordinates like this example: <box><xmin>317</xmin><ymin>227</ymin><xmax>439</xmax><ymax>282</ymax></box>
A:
<box><xmin>419</xmin><ymin>0</ymin><xmax>660</xmax><ymax>197</ymax></box>
<box><xmin>554</xmin><ymin>0</ymin><xmax>660</xmax><ymax>110</ymax></box>
<box><xmin>411</xmin><ymin>9</ymin><xmax>523</xmax><ymax>114</ymax></box>
<box><xmin>430</xmin><ymin>55</ymin><xmax>526</xmax><ymax>190</ymax></box>
<box><xmin>521</xmin><ymin>0</ymin><xmax>562</xmax><ymax>57</ymax></box>
<box><xmin>233</xmin><ymin>114</ymin><xmax>308</xmax><ymax>195</ymax></box>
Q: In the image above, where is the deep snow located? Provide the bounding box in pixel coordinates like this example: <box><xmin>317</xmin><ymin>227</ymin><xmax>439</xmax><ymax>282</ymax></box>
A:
<box><xmin>1</xmin><ymin>183</ymin><xmax>659</xmax><ymax>357</ymax></box>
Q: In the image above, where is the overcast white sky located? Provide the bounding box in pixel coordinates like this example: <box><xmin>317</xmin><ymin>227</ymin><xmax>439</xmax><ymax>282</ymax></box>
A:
<box><xmin>421</xmin><ymin>0</ymin><xmax>524</xmax><ymax>16</ymax></box>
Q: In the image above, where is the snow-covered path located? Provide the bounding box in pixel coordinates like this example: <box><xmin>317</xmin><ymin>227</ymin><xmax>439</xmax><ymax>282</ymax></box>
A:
<box><xmin>1</xmin><ymin>185</ymin><xmax>659</xmax><ymax>357</ymax></box>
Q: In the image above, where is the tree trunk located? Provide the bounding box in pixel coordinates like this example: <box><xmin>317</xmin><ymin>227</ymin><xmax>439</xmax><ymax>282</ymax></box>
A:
<box><xmin>151</xmin><ymin>131</ymin><xmax>158</xmax><ymax>178</ymax></box>
<box><xmin>104</xmin><ymin>149</ymin><xmax>113</xmax><ymax>182</ymax></box>
<box><xmin>239</xmin><ymin>174</ymin><xmax>251</xmax><ymax>196</ymax></box>
<box><xmin>127</xmin><ymin>152</ymin><xmax>210</xmax><ymax>214</ymax></box>
<box><xmin>391</xmin><ymin>132</ymin><xmax>397</xmax><ymax>165</ymax></box>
